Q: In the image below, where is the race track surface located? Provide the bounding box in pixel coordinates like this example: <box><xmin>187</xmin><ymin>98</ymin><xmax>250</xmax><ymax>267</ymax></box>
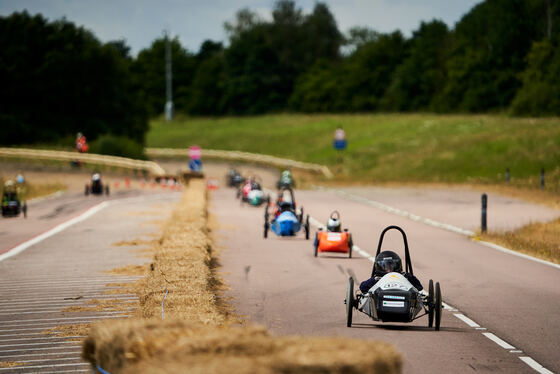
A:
<box><xmin>0</xmin><ymin>189</ymin><xmax>180</xmax><ymax>373</ymax></box>
<box><xmin>211</xmin><ymin>182</ymin><xmax>559</xmax><ymax>373</ymax></box>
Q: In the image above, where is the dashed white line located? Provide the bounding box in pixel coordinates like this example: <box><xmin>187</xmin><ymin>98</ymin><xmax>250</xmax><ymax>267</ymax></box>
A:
<box><xmin>482</xmin><ymin>333</ymin><xmax>516</xmax><ymax>349</ymax></box>
<box><xmin>519</xmin><ymin>357</ymin><xmax>555</xmax><ymax>374</ymax></box>
<box><xmin>453</xmin><ymin>313</ymin><xmax>480</xmax><ymax>328</ymax></box>
<box><xmin>0</xmin><ymin>362</ymin><xmax>89</xmax><ymax>371</ymax></box>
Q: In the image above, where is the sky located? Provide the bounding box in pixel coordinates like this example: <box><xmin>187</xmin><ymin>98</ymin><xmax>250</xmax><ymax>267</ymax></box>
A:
<box><xmin>0</xmin><ymin>0</ymin><xmax>483</xmax><ymax>55</ymax></box>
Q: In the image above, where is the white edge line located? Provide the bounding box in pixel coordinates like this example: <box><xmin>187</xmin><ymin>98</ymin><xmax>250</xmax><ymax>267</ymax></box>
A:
<box><xmin>0</xmin><ymin>363</ymin><xmax>89</xmax><ymax>371</ymax></box>
<box><xmin>475</xmin><ymin>240</ymin><xmax>560</xmax><ymax>270</ymax></box>
<box><xmin>0</xmin><ymin>201</ymin><xmax>110</xmax><ymax>262</ymax></box>
<box><xmin>325</xmin><ymin>188</ymin><xmax>560</xmax><ymax>271</ymax></box>
<box><xmin>519</xmin><ymin>357</ymin><xmax>554</xmax><ymax>374</ymax></box>
<box><xmin>482</xmin><ymin>332</ymin><xmax>516</xmax><ymax>349</ymax></box>
<box><xmin>454</xmin><ymin>313</ymin><xmax>480</xmax><ymax>328</ymax></box>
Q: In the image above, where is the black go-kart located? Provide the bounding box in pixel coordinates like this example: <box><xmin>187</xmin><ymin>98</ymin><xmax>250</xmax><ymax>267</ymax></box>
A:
<box><xmin>1</xmin><ymin>185</ymin><xmax>27</xmax><ymax>218</ymax></box>
<box><xmin>85</xmin><ymin>173</ymin><xmax>109</xmax><ymax>196</ymax></box>
<box><xmin>226</xmin><ymin>168</ymin><xmax>245</xmax><ymax>188</ymax></box>
<box><xmin>345</xmin><ymin>225</ymin><xmax>443</xmax><ymax>330</ymax></box>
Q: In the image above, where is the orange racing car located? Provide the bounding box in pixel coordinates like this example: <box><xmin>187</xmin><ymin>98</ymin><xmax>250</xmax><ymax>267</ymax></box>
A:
<box><xmin>313</xmin><ymin>211</ymin><xmax>353</xmax><ymax>258</ymax></box>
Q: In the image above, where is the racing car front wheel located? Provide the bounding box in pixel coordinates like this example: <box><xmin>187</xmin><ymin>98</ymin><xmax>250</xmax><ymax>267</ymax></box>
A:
<box><xmin>22</xmin><ymin>203</ymin><xmax>27</xmax><ymax>219</ymax></box>
<box><xmin>264</xmin><ymin>222</ymin><xmax>269</xmax><ymax>239</ymax></box>
<box><xmin>428</xmin><ymin>279</ymin><xmax>434</xmax><ymax>327</ymax></box>
<box><xmin>435</xmin><ymin>281</ymin><xmax>442</xmax><ymax>331</ymax></box>
<box><xmin>85</xmin><ymin>185</ymin><xmax>89</xmax><ymax>196</ymax></box>
<box><xmin>346</xmin><ymin>277</ymin><xmax>354</xmax><ymax>327</ymax></box>
<box><xmin>304</xmin><ymin>215</ymin><xmax>310</xmax><ymax>240</ymax></box>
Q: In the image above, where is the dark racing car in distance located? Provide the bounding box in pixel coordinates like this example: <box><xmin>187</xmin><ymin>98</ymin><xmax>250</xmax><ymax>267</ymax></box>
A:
<box><xmin>85</xmin><ymin>172</ymin><xmax>109</xmax><ymax>196</ymax></box>
<box><xmin>226</xmin><ymin>167</ymin><xmax>245</xmax><ymax>188</ymax></box>
<box><xmin>2</xmin><ymin>180</ymin><xmax>27</xmax><ymax>218</ymax></box>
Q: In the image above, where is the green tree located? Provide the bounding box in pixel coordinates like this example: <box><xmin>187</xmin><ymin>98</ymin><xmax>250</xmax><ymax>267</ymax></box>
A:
<box><xmin>381</xmin><ymin>20</ymin><xmax>449</xmax><ymax>111</ymax></box>
<box><xmin>510</xmin><ymin>39</ymin><xmax>560</xmax><ymax>115</ymax></box>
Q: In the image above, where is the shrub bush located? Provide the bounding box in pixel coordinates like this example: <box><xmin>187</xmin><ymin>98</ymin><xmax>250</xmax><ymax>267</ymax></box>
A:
<box><xmin>90</xmin><ymin>134</ymin><xmax>147</xmax><ymax>160</ymax></box>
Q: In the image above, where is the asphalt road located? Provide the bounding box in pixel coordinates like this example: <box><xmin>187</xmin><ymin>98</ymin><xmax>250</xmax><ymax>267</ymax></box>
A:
<box><xmin>211</xmin><ymin>184</ymin><xmax>559</xmax><ymax>373</ymax></box>
<box><xmin>0</xmin><ymin>188</ymin><xmax>180</xmax><ymax>373</ymax></box>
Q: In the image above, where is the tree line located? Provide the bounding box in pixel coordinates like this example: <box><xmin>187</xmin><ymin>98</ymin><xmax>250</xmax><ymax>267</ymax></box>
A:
<box><xmin>1</xmin><ymin>0</ymin><xmax>559</xmax><ymax>146</ymax></box>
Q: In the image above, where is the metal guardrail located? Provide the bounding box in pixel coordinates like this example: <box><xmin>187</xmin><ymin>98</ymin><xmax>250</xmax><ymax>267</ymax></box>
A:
<box><xmin>0</xmin><ymin>148</ymin><xmax>166</xmax><ymax>176</ymax></box>
<box><xmin>146</xmin><ymin>148</ymin><xmax>333</xmax><ymax>179</ymax></box>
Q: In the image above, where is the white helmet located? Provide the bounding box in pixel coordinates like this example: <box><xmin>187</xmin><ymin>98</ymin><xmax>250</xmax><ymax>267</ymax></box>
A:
<box><xmin>327</xmin><ymin>211</ymin><xmax>341</xmax><ymax>232</ymax></box>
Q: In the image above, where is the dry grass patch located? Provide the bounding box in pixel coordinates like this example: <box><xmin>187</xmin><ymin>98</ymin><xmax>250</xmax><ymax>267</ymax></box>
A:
<box><xmin>0</xmin><ymin>362</ymin><xmax>24</xmax><ymax>368</ymax></box>
<box><xmin>84</xmin><ymin>320</ymin><xmax>401</xmax><ymax>374</ymax></box>
<box><xmin>481</xmin><ymin>218</ymin><xmax>560</xmax><ymax>264</ymax></box>
<box><xmin>42</xmin><ymin>323</ymin><xmax>91</xmax><ymax>337</ymax></box>
<box><xmin>63</xmin><ymin>298</ymin><xmax>136</xmax><ymax>313</ymax></box>
<box><xmin>105</xmin><ymin>264</ymin><xmax>150</xmax><ymax>276</ymax></box>
<box><xmin>112</xmin><ymin>239</ymin><xmax>159</xmax><ymax>247</ymax></box>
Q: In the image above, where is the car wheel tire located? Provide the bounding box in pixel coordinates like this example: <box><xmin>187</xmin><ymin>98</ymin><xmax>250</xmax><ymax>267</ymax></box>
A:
<box><xmin>314</xmin><ymin>233</ymin><xmax>318</xmax><ymax>257</ymax></box>
<box><xmin>22</xmin><ymin>203</ymin><xmax>27</xmax><ymax>219</ymax></box>
<box><xmin>428</xmin><ymin>279</ymin><xmax>434</xmax><ymax>328</ymax></box>
<box><xmin>305</xmin><ymin>215</ymin><xmax>310</xmax><ymax>240</ymax></box>
<box><xmin>264</xmin><ymin>222</ymin><xmax>269</xmax><ymax>239</ymax></box>
<box><xmin>435</xmin><ymin>282</ymin><xmax>442</xmax><ymax>331</ymax></box>
<box><xmin>85</xmin><ymin>185</ymin><xmax>89</xmax><ymax>196</ymax></box>
<box><xmin>348</xmin><ymin>235</ymin><xmax>353</xmax><ymax>258</ymax></box>
<box><xmin>346</xmin><ymin>277</ymin><xmax>354</xmax><ymax>327</ymax></box>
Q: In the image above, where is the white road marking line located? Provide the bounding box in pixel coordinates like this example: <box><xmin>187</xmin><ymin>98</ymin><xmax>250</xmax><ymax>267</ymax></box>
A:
<box><xmin>0</xmin><ymin>357</ymin><xmax>84</xmax><ymax>364</ymax></box>
<box><xmin>0</xmin><ymin>362</ymin><xmax>89</xmax><ymax>371</ymax></box>
<box><xmin>0</xmin><ymin>277</ymin><xmax>142</xmax><ymax>287</ymax></box>
<box><xmin>454</xmin><ymin>313</ymin><xmax>480</xmax><ymax>328</ymax></box>
<box><xmin>25</xmin><ymin>371</ymin><xmax>90</xmax><ymax>374</ymax></box>
<box><xmin>0</xmin><ymin>346</ymin><xmax>82</xmax><ymax>354</ymax></box>
<box><xmin>510</xmin><ymin>350</ymin><xmax>523</xmax><ymax>353</ymax></box>
<box><xmin>325</xmin><ymin>188</ymin><xmax>560</xmax><ymax>270</ymax></box>
<box><xmin>0</xmin><ymin>299</ymin><xmax>137</xmax><ymax>311</ymax></box>
<box><xmin>0</xmin><ymin>350</ymin><xmax>81</xmax><ymax>359</ymax></box>
<box><xmin>0</xmin><ymin>201</ymin><xmax>109</xmax><ymax>262</ymax></box>
<box><xmin>308</xmin><ymin>211</ymin><xmax>552</xmax><ymax>374</ymax></box>
<box><xmin>482</xmin><ymin>333</ymin><xmax>516</xmax><ymax>349</ymax></box>
<box><xmin>0</xmin><ymin>341</ymin><xmax>79</xmax><ymax>348</ymax></box>
<box><xmin>0</xmin><ymin>295</ymin><xmax>136</xmax><ymax>305</ymax></box>
<box><xmin>519</xmin><ymin>357</ymin><xmax>554</xmax><ymax>374</ymax></box>
<box><xmin>0</xmin><ymin>314</ymin><xmax>127</xmax><ymax>325</ymax></box>
<box><xmin>0</xmin><ymin>336</ymin><xmax>84</xmax><ymax>343</ymax></box>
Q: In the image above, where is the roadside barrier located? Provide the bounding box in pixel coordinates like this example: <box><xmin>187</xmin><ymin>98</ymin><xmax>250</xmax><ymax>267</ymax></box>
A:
<box><xmin>146</xmin><ymin>147</ymin><xmax>333</xmax><ymax>179</ymax></box>
<box><xmin>0</xmin><ymin>147</ymin><xmax>165</xmax><ymax>176</ymax></box>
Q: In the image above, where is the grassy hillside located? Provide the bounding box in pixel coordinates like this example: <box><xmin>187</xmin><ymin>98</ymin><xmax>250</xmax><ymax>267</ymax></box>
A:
<box><xmin>147</xmin><ymin>114</ymin><xmax>560</xmax><ymax>187</ymax></box>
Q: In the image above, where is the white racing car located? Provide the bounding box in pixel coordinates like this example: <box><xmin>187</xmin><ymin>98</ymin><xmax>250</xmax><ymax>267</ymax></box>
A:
<box><xmin>345</xmin><ymin>225</ymin><xmax>443</xmax><ymax>330</ymax></box>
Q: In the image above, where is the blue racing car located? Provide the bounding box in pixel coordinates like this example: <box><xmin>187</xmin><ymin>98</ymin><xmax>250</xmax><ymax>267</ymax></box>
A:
<box><xmin>264</xmin><ymin>187</ymin><xmax>309</xmax><ymax>239</ymax></box>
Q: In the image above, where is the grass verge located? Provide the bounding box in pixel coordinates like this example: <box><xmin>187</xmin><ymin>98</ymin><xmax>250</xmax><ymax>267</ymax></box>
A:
<box><xmin>82</xmin><ymin>179</ymin><xmax>402</xmax><ymax>373</ymax></box>
<box><xmin>480</xmin><ymin>218</ymin><xmax>560</xmax><ymax>264</ymax></box>
<box><xmin>147</xmin><ymin>113</ymin><xmax>560</xmax><ymax>188</ymax></box>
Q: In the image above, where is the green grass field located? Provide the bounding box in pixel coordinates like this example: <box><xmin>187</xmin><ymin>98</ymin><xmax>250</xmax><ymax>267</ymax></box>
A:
<box><xmin>147</xmin><ymin>114</ymin><xmax>560</xmax><ymax>188</ymax></box>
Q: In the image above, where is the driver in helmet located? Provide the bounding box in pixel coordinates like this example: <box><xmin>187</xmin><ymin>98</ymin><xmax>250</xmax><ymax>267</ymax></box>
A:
<box><xmin>326</xmin><ymin>215</ymin><xmax>341</xmax><ymax>232</ymax></box>
<box><xmin>359</xmin><ymin>250</ymin><xmax>422</xmax><ymax>293</ymax></box>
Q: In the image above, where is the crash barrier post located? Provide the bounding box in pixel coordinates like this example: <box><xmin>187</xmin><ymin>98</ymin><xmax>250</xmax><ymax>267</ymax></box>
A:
<box><xmin>0</xmin><ymin>148</ymin><xmax>165</xmax><ymax>176</ymax></box>
<box><xmin>541</xmin><ymin>168</ymin><xmax>545</xmax><ymax>189</ymax></box>
<box><xmin>161</xmin><ymin>288</ymin><xmax>169</xmax><ymax>320</ymax></box>
<box><xmin>146</xmin><ymin>148</ymin><xmax>333</xmax><ymax>179</ymax></box>
<box><xmin>481</xmin><ymin>194</ymin><xmax>488</xmax><ymax>233</ymax></box>
<box><xmin>505</xmin><ymin>168</ymin><xmax>510</xmax><ymax>182</ymax></box>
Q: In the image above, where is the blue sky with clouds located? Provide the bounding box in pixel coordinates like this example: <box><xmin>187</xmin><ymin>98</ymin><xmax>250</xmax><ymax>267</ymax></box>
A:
<box><xmin>1</xmin><ymin>0</ymin><xmax>483</xmax><ymax>55</ymax></box>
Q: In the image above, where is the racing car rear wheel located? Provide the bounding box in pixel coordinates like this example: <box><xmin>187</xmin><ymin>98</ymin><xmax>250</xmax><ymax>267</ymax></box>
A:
<box><xmin>304</xmin><ymin>215</ymin><xmax>310</xmax><ymax>240</ymax></box>
<box><xmin>428</xmin><ymin>279</ymin><xmax>434</xmax><ymax>327</ymax></box>
<box><xmin>314</xmin><ymin>233</ymin><xmax>318</xmax><ymax>257</ymax></box>
<box><xmin>264</xmin><ymin>222</ymin><xmax>269</xmax><ymax>239</ymax></box>
<box><xmin>85</xmin><ymin>185</ymin><xmax>89</xmax><ymax>196</ymax></box>
<box><xmin>22</xmin><ymin>203</ymin><xmax>27</xmax><ymax>219</ymax></box>
<box><xmin>435</xmin><ymin>282</ymin><xmax>442</xmax><ymax>331</ymax></box>
<box><xmin>348</xmin><ymin>234</ymin><xmax>353</xmax><ymax>258</ymax></box>
<box><xmin>105</xmin><ymin>186</ymin><xmax>110</xmax><ymax>195</ymax></box>
<box><xmin>346</xmin><ymin>277</ymin><xmax>354</xmax><ymax>327</ymax></box>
